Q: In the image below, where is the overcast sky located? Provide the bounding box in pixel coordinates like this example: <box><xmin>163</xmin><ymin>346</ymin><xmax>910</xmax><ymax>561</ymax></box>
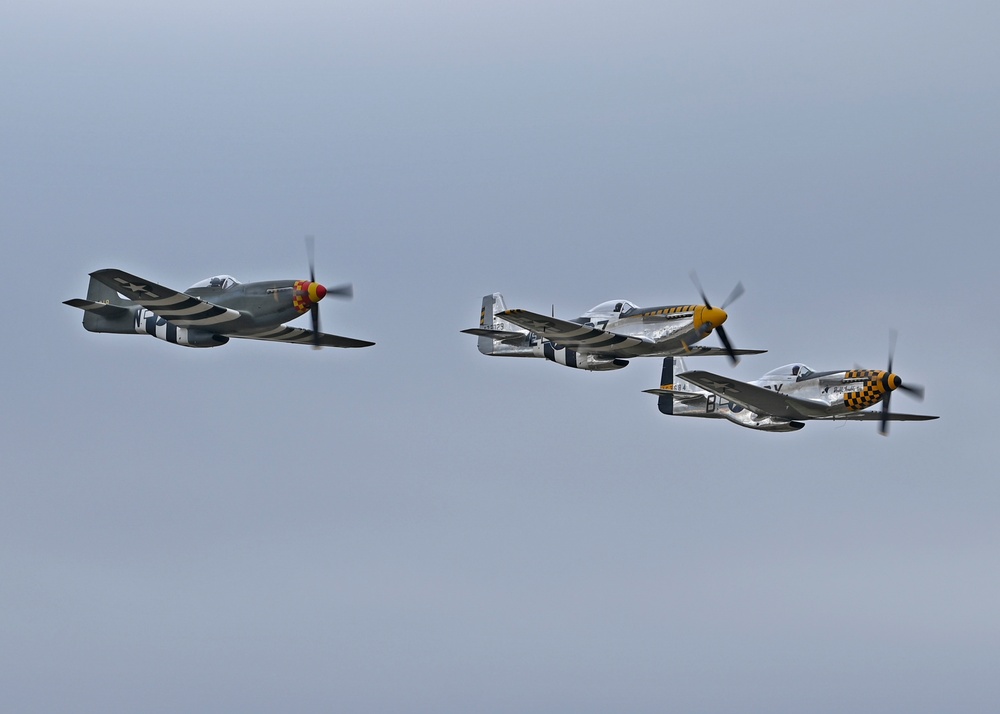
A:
<box><xmin>3</xmin><ymin>2</ymin><xmax>999</xmax><ymax>712</ymax></box>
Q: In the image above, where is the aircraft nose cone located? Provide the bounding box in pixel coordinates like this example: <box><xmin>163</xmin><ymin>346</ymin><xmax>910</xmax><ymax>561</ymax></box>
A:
<box><xmin>702</xmin><ymin>306</ymin><xmax>728</xmax><ymax>328</ymax></box>
<box><xmin>308</xmin><ymin>282</ymin><xmax>327</xmax><ymax>302</ymax></box>
<box><xmin>879</xmin><ymin>371</ymin><xmax>901</xmax><ymax>392</ymax></box>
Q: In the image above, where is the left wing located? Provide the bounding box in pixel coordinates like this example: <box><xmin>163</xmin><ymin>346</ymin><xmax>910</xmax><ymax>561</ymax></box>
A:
<box><xmin>678</xmin><ymin>370</ymin><xmax>835</xmax><ymax>419</ymax></box>
<box><xmin>90</xmin><ymin>269</ymin><xmax>244</xmax><ymax>328</ymax></box>
<box><xmin>230</xmin><ymin>325</ymin><xmax>374</xmax><ymax>348</ymax></box>
<box><xmin>499</xmin><ymin>309</ymin><xmax>648</xmax><ymax>354</ymax></box>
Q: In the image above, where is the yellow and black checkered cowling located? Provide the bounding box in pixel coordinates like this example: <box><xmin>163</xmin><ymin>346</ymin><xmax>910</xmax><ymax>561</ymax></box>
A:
<box><xmin>843</xmin><ymin>370</ymin><xmax>894</xmax><ymax>410</ymax></box>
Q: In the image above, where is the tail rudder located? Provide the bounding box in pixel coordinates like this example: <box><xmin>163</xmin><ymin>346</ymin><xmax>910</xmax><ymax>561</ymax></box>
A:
<box><xmin>462</xmin><ymin>293</ymin><xmax>530</xmax><ymax>355</ymax></box>
<box><xmin>86</xmin><ymin>272</ymin><xmax>131</xmax><ymax>306</ymax></box>
<box><xmin>657</xmin><ymin>357</ymin><xmax>677</xmax><ymax>415</ymax></box>
<box><xmin>642</xmin><ymin>357</ymin><xmax>698</xmax><ymax>415</ymax></box>
<box><xmin>66</xmin><ymin>273</ymin><xmax>135</xmax><ymax>332</ymax></box>
<box><xmin>642</xmin><ymin>358</ymin><xmax>677</xmax><ymax>413</ymax></box>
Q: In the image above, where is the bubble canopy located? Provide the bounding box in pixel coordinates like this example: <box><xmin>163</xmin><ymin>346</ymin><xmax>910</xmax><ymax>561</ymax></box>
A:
<box><xmin>186</xmin><ymin>275</ymin><xmax>240</xmax><ymax>290</ymax></box>
<box><xmin>762</xmin><ymin>363</ymin><xmax>814</xmax><ymax>380</ymax></box>
<box><xmin>581</xmin><ymin>300</ymin><xmax>638</xmax><ymax>317</ymax></box>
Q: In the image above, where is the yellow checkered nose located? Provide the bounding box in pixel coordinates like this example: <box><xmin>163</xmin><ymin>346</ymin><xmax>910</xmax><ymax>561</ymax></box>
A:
<box><xmin>696</xmin><ymin>306</ymin><xmax>728</xmax><ymax>332</ymax></box>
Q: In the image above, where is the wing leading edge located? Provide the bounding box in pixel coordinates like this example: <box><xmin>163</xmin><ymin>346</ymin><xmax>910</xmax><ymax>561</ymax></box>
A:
<box><xmin>230</xmin><ymin>326</ymin><xmax>374</xmax><ymax>348</ymax></box>
<box><xmin>824</xmin><ymin>412</ymin><xmax>938</xmax><ymax>422</ymax></box>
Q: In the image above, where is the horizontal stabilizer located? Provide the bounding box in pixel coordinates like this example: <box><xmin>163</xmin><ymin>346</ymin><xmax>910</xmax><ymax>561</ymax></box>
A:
<box><xmin>63</xmin><ymin>299</ymin><xmax>130</xmax><ymax>318</ymax></box>
<box><xmin>461</xmin><ymin>328</ymin><xmax>526</xmax><ymax>344</ymax></box>
<box><xmin>642</xmin><ymin>387</ymin><xmax>703</xmax><ymax>401</ymax></box>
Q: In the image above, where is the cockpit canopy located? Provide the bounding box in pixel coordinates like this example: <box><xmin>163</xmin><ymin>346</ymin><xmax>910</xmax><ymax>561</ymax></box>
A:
<box><xmin>762</xmin><ymin>363</ymin><xmax>814</xmax><ymax>380</ymax></box>
<box><xmin>580</xmin><ymin>300</ymin><xmax>638</xmax><ymax>319</ymax></box>
<box><xmin>187</xmin><ymin>275</ymin><xmax>240</xmax><ymax>291</ymax></box>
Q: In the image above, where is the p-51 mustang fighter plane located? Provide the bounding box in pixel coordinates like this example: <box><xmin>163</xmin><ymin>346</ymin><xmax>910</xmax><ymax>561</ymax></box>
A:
<box><xmin>462</xmin><ymin>278</ymin><xmax>763</xmax><ymax>371</ymax></box>
<box><xmin>64</xmin><ymin>245</ymin><xmax>374</xmax><ymax>349</ymax></box>
<box><xmin>645</xmin><ymin>338</ymin><xmax>937</xmax><ymax>434</ymax></box>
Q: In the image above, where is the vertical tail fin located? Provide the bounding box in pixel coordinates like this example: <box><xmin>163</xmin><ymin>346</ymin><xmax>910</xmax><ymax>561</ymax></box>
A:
<box><xmin>75</xmin><ymin>274</ymin><xmax>134</xmax><ymax>332</ymax></box>
<box><xmin>473</xmin><ymin>292</ymin><xmax>529</xmax><ymax>355</ymax></box>
<box><xmin>476</xmin><ymin>293</ymin><xmax>498</xmax><ymax>354</ymax></box>
<box><xmin>657</xmin><ymin>357</ymin><xmax>676</xmax><ymax>415</ymax></box>
<box><xmin>86</xmin><ymin>273</ymin><xmax>131</xmax><ymax>306</ymax></box>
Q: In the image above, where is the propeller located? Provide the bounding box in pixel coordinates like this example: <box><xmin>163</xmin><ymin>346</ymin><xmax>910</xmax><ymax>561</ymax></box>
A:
<box><xmin>879</xmin><ymin>330</ymin><xmax>926</xmax><ymax>436</ymax></box>
<box><xmin>304</xmin><ymin>236</ymin><xmax>354</xmax><ymax>349</ymax></box>
<box><xmin>689</xmin><ymin>272</ymin><xmax>745</xmax><ymax>365</ymax></box>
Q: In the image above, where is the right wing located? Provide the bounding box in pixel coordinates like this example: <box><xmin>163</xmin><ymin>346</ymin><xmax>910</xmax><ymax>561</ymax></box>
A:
<box><xmin>498</xmin><ymin>309</ymin><xmax>647</xmax><ymax>354</ymax></box>
<box><xmin>90</xmin><ymin>269</ymin><xmax>244</xmax><ymax>328</ymax></box>
<box><xmin>826</xmin><ymin>411</ymin><xmax>939</xmax><ymax>422</ymax></box>
<box><xmin>230</xmin><ymin>325</ymin><xmax>374</xmax><ymax>348</ymax></box>
<box><xmin>678</xmin><ymin>370</ymin><xmax>834</xmax><ymax>419</ymax></box>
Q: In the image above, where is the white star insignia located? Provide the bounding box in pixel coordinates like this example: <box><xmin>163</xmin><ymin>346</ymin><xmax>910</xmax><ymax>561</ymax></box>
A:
<box><xmin>114</xmin><ymin>278</ymin><xmax>159</xmax><ymax>298</ymax></box>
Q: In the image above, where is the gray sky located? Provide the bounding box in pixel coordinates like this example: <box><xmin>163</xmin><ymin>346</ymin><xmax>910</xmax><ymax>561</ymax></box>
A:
<box><xmin>3</xmin><ymin>1</ymin><xmax>999</xmax><ymax>712</ymax></box>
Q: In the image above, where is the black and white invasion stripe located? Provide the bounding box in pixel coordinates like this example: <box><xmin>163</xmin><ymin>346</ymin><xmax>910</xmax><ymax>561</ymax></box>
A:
<box><xmin>501</xmin><ymin>309</ymin><xmax>645</xmax><ymax>351</ymax></box>
<box><xmin>135</xmin><ymin>293</ymin><xmax>241</xmax><ymax>326</ymax></box>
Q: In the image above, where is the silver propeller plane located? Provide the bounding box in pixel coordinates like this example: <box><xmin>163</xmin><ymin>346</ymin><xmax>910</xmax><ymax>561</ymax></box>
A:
<box><xmin>645</xmin><ymin>339</ymin><xmax>937</xmax><ymax>434</ymax></box>
<box><xmin>64</xmin><ymin>245</ymin><xmax>374</xmax><ymax>349</ymax></box>
<box><xmin>462</xmin><ymin>279</ymin><xmax>763</xmax><ymax>371</ymax></box>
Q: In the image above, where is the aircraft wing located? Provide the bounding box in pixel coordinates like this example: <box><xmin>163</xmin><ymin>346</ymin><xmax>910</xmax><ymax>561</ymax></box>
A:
<box><xmin>90</xmin><ymin>268</ymin><xmax>244</xmax><ymax>328</ymax></box>
<box><xmin>678</xmin><ymin>370</ymin><xmax>835</xmax><ymax>419</ymax></box>
<box><xmin>680</xmin><ymin>346</ymin><xmax>767</xmax><ymax>357</ymax></box>
<box><xmin>230</xmin><ymin>325</ymin><xmax>375</xmax><ymax>348</ymax></box>
<box><xmin>499</xmin><ymin>309</ymin><xmax>647</xmax><ymax>353</ymax></box>
<box><xmin>824</xmin><ymin>412</ymin><xmax>939</xmax><ymax>422</ymax></box>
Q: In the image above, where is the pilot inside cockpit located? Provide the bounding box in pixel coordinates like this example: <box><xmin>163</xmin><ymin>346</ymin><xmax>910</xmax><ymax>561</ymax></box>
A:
<box><xmin>187</xmin><ymin>275</ymin><xmax>240</xmax><ymax>291</ymax></box>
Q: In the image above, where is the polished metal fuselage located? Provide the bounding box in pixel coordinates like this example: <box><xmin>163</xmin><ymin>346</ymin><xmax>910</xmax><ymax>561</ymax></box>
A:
<box><xmin>671</xmin><ymin>363</ymin><xmax>895</xmax><ymax>430</ymax></box>
<box><xmin>471</xmin><ymin>292</ymin><xmax>737</xmax><ymax>370</ymax></box>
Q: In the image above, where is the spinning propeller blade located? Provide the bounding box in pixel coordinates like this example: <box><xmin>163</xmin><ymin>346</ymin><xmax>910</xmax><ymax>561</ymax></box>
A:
<box><xmin>721</xmin><ymin>282</ymin><xmax>745</xmax><ymax>310</ymax></box>
<box><xmin>306</xmin><ymin>235</ymin><xmax>317</xmax><ymax>283</ymax></box>
<box><xmin>879</xmin><ymin>330</ymin><xmax>926</xmax><ymax>436</ymax></box>
<box><xmin>303</xmin><ymin>236</ymin><xmax>353</xmax><ymax>349</ymax></box>
<box><xmin>325</xmin><ymin>283</ymin><xmax>354</xmax><ymax>299</ymax></box>
<box><xmin>690</xmin><ymin>272</ymin><xmax>746</xmax><ymax>365</ymax></box>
